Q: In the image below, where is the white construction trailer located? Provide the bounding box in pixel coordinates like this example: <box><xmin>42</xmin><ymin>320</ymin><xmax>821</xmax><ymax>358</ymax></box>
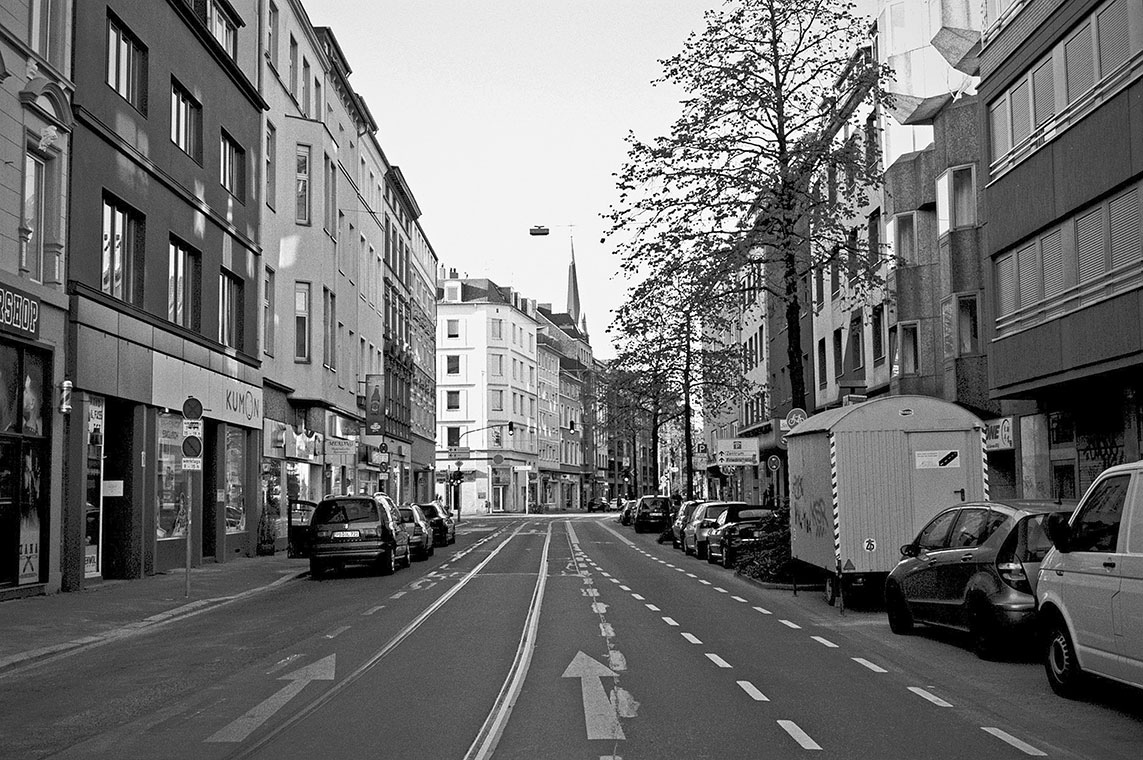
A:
<box><xmin>786</xmin><ymin>395</ymin><xmax>988</xmax><ymax>605</ymax></box>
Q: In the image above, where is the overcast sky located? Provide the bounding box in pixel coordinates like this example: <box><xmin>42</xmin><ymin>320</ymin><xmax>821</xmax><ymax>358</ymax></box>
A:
<box><xmin>305</xmin><ymin>0</ymin><xmax>720</xmax><ymax>358</ymax></box>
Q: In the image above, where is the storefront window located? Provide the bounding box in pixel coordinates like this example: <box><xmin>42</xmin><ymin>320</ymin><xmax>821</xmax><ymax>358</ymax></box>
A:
<box><xmin>156</xmin><ymin>414</ymin><xmax>186</xmax><ymax>539</ymax></box>
<box><xmin>225</xmin><ymin>426</ymin><xmax>246</xmax><ymax>533</ymax></box>
<box><xmin>85</xmin><ymin>397</ymin><xmax>105</xmax><ymax>577</ymax></box>
<box><xmin>0</xmin><ymin>345</ymin><xmax>18</xmax><ymax>431</ymax></box>
<box><xmin>262</xmin><ymin>458</ymin><xmax>285</xmax><ymax>540</ymax></box>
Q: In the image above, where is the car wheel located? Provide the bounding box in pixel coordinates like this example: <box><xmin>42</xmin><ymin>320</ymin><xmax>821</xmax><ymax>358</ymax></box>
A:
<box><xmin>403</xmin><ymin>546</ymin><xmax>413</xmax><ymax>568</ymax></box>
<box><xmin>697</xmin><ymin>542</ymin><xmax>707</xmax><ymax>560</ymax></box>
<box><xmin>427</xmin><ymin>541</ymin><xmax>435</xmax><ymax>557</ymax></box>
<box><xmin>824</xmin><ymin>574</ymin><xmax>839</xmax><ymax>606</ymax></box>
<box><xmin>309</xmin><ymin>559</ymin><xmax>326</xmax><ymax>579</ymax></box>
<box><xmin>968</xmin><ymin>600</ymin><xmax>999</xmax><ymax>660</ymax></box>
<box><xmin>683</xmin><ymin>538</ymin><xmax>692</xmax><ymax>556</ymax></box>
<box><xmin>1044</xmin><ymin>616</ymin><xmax>1084</xmax><ymax>698</ymax></box>
<box><xmin>885</xmin><ymin>586</ymin><xmax>914</xmax><ymax>634</ymax></box>
<box><xmin>378</xmin><ymin>549</ymin><xmax>396</xmax><ymax>576</ymax></box>
<box><xmin>721</xmin><ymin>546</ymin><xmax>734</xmax><ymax>569</ymax></box>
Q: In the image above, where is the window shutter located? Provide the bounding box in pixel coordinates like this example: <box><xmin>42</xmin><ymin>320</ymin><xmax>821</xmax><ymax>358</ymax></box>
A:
<box><xmin>1042</xmin><ymin>230</ymin><xmax>1065</xmax><ymax>297</ymax></box>
<box><xmin>1098</xmin><ymin>0</ymin><xmax>1129</xmax><ymax>78</ymax></box>
<box><xmin>989</xmin><ymin>99</ymin><xmax>1010</xmax><ymax>161</ymax></box>
<box><xmin>1066</xmin><ymin>23</ymin><xmax>1094</xmax><ymax>102</ymax></box>
<box><xmin>1076</xmin><ymin>208</ymin><xmax>1106</xmax><ymax>282</ymax></box>
<box><xmin>1109</xmin><ymin>189</ymin><xmax>1139</xmax><ymax>269</ymax></box>
<box><xmin>1011</xmin><ymin>80</ymin><xmax>1031</xmax><ymax>144</ymax></box>
<box><xmin>996</xmin><ymin>254</ymin><xmax>1016</xmax><ymax>316</ymax></box>
<box><xmin>1017</xmin><ymin>243</ymin><xmax>1040</xmax><ymax>307</ymax></box>
<box><xmin>1032</xmin><ymin>58</ymin><xmax>1055</xmax><ymax>127</ymax></box>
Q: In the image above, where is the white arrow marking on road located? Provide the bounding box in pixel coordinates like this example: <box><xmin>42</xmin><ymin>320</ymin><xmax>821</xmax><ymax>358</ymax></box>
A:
<box><xmin>562</xmin><ymin>651</ymin><xmax>625</xmax><ymax>740</ymax></box>
<box><xmin>206</xmin><ymin>655</ymin><xmax>336</xmax><ymax>743</ymax></box>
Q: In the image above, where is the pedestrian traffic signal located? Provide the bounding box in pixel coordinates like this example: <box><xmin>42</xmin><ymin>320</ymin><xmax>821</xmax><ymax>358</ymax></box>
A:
<box><xmin>507</xmin><ymin>421</ymin><xmax>514</xmax><ymax>435</ymax></box>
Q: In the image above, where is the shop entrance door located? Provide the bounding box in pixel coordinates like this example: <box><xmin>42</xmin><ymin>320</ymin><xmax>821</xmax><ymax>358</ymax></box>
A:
<box><xmin>84</xmin><ymin>397</ymin><xmax>106</xmax><ymax>578</ymax></box>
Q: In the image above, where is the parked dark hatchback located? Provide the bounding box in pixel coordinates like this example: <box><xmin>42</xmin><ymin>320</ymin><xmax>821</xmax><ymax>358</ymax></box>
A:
<box><xmin>707</xmin><ymin>504</ymin><xmax>774</xmax><ymax>567</ymax></box>
<box><xmin>884</xmin><ymin>500</ymin><xmax>1074</xmax><ymax>657</ymax></box>
<box><xmin>400</xmin><ymin>504</ymin><xmax>434</xmax><ymax>560</ymax></box>
<box><xmin>309</xmin><ymin>494</ymin><xmax>411</xmax><ymax>577</ymax></box>
<box><xmin>633</xmin><ymin>496</ymin><xmax>671</xmax><ymax>533</ymax></box>
<box><xmin>419</xmin><ymin>502</ymin><xmax>456</xmax><ymax>546</ymax></box>
<box><xmin>671</xmin><ymin>500</ymin><xmax>708</xmax><ymax>549</ymax></box>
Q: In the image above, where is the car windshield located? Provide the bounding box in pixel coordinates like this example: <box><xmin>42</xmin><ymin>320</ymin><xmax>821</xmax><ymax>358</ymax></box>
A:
<box><xmin>701</xmin><ymin>505</ymin><xmax>729</xmax><ymax>522</ymax></box>
<box><xmin>643</xmin><ymin>498</ymin><xmax>669</xmax><ymax>508</ymax></box>
<box><xmin>730</xmin><ymin>507</ymin><xmax>769</xmax><ymax>521</ymax></box>
<box><xmin>420</xmin><ymin>505</ymin><xmax>440</xmax><ymax>518</ymax></box>
<box><xmin>399</xmin><ymin>508</ymin><xmax>416</xmax><ymax>522</ymax></box>
<box><xmin>313</xmin><ymin>498</ymin><xmax>378</xmax><ymax>525</ymax></box>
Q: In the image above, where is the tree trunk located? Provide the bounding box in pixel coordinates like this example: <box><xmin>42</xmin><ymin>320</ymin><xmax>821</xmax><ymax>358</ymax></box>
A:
<box><xmin>682</xmin><ymin>315</ymin><xmax>695</xmax><ymax>500</ymax></box>
<box><xmin>785</xmin><ymin>247</ymin><xmax>807</xmax><ymax>412</ymax></box>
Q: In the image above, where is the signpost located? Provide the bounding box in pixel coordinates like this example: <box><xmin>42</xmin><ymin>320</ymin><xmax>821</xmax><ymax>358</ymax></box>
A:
<box><xmin>181</xmin><ymin>396</ymin><xmax>203</xmax><ymax>597</ymax></box>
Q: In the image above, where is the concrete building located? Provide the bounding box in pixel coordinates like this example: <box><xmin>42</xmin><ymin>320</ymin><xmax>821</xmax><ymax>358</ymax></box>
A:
<box><xmin>0</xmin><ymin>0</ymin><xmax>74</xmax><ymax>598</ymax></box>
<box><xmin>408</xmin><ymin>218</ymin><xmax>439</xmax><ymax>503</ymax></box>
<box><xmin>436</xmin><ymin>275</ymin><xmax>539</xmax><ymax>513</ymax></box>
<box><xmin>980</xmin><ymin>0</ymin><xmax>1143</xmax><ymax>499</ymax></box>
<box><xmin>64</xmin><ymin>0</ymin><xmax>265</xmax><ymax>585</ymax></box>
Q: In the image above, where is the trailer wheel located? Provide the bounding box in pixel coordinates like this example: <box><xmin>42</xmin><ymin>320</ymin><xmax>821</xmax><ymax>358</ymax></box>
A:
<box><xmin>824</xmin><ymin>574</ymin><xmax>839</xmax><ymax>606</ymax></box>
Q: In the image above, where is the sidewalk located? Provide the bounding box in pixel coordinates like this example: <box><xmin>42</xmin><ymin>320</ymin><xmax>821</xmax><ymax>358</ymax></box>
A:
<box><xmin>0</xmin><ymin>553</ymin><xmax>309</xmax><ymax>676</ymax></box>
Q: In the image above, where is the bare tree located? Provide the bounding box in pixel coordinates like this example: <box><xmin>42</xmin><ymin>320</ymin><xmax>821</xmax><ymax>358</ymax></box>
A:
<box><xmin>607</xmin><ymin>0</ymin><xmax>891</xmax><ymax>411</ymax></box>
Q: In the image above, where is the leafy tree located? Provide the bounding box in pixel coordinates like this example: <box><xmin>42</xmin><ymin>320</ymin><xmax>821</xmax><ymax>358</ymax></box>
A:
<box><xmin>607</xmin><ymin>0</ymin><xmax>890</xmax><ymax>412</ymax></box>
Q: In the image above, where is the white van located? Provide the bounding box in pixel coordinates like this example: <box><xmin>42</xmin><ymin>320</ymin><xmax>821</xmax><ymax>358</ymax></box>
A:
<box><xmin>1038</xmin><ymin>461</ymin><xmax>1143</xmax><ymax>697</ymax></box>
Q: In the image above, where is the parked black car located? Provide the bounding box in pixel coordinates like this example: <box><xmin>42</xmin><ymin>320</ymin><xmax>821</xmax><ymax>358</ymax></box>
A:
<box><xmin>884</xmin><ymin>499</ymin><xmax>1074</xmax><ymax>658</ymax></box>
<box><xmin>400</xmin><ymin>504</ymin><xmax>435</xmax><ymax>560</ymax></box>
<box><xmin>309</xmin><ymin>493</ymin><xmax>411</xmax><ymax>577</ymax></box>
<box><xmin>707</xmin><ymin>504</ymin><xmax>774</xmax><ymax>567</ymax></box>
<box><xmin>671</xmin><ymin>499</ymin><xmax>707</xmax><ymax>549</ymax></box>
<box><xmin>633</xmin><ymin>496</ymin><xmax>672</xmax><ymax>533</ymax></box>
<box><xmin>419</xmin><ymin>502</ymin><xmax>456</xmax><ymax>546</ymax></box>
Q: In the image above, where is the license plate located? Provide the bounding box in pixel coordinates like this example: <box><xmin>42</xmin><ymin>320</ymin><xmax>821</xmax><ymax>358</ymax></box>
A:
<box><xmin>333</xmin><ymin>530</ymin><xmax>359</xmax><ymax>538</ymax></box>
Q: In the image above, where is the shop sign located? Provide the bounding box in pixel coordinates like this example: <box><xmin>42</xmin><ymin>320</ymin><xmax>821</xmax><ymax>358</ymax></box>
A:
<box><xmin>88</xmin><ymin>396</ymin><xmax>105</xmax><ymax>446</ymax></box>
<box><xmin>286</xmin><ymin>426</ymin><xmax>322</xmax><ymax>461</ymax></box>
<box><xmin>151</xmin><ymin>354</ymin><xmax>263</xmax><ymax>429</ymax></box>
<box><xmin>0</xmin><ymin>281</ymin><xmax>40</xmax><ymax>340</ymax></box>
<box><xmin>364</xmin><ymin>374</ymin><xmax>384</xmax><ymax>436</ymax></box>
<box><xmin>716</xmin><ymin>438</ymin><xmax>759</xmax><ymax>467</ymax></box>
<box><xmin>326</xmin><ymin>438</ymin><xmax>356</xmax><ymax>457</ymax></box>
<box><xmin>985</xmin><ymin>417</ymin><xmax>1015</xmax><ymax>451</ymax></box>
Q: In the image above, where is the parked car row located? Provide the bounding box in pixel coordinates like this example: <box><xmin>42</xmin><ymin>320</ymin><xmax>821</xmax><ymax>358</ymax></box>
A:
<box><xmin>886</xmin><ymin>458</ymin><xmax>1143</xmax><ymax>700</ymax></box>
<box><xmin>307</xmin><ymin>493</ymin><xmax>455</xmax><ymax>578</ymax></box>
<box><xmin>620</xmin><ymin>496</ymin><xmax>775</xmax><ymax>571</ymax></box>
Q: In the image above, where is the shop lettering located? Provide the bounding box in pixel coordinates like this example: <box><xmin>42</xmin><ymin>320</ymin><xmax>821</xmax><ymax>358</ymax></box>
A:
<box><xmin>225</xmin><ymin>389</ymin><xmax>261</xmax><ymax>421</ymax></box>
<box><xmin>0</xmin><ymin>284</ymin><xmax>40</xmax><ymax>339</ymax></box>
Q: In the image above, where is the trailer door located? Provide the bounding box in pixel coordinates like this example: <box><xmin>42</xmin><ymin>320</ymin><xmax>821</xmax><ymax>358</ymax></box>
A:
<box><xmin>906</xmin><ymin>431</ymin><xmax>975</xmax><ymax>537</ymax></box>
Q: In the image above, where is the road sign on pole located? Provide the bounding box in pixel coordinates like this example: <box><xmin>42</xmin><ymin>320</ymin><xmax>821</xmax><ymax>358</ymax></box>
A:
<box><xmin>182</xmin><ymin>396</ymin><xmax>203</xmax><ymax>598</ymax></box>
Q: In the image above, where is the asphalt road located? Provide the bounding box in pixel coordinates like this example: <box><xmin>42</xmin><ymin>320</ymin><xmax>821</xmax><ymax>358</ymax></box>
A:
<box><xmin>3</xmin><ymin>515</ymin><xmax>1142</xmax><ymax>759</ymax></box>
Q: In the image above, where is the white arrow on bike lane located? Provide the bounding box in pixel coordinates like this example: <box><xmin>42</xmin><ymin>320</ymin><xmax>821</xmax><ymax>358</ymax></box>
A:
<box><xmin>206</xmin><ymin>654</ymin><xmax>336</xmax><ymax>743</ymax></box>
<box><xmin>562</xmin><ymin>651</ymin><xmax>625</xmax><ymax>740</ymax></box>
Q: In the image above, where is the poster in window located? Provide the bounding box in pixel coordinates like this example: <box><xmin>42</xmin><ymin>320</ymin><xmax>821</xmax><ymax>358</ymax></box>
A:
<box><xmin>19</xmin><ymin>444</ymin><xmax>43</xmax><ymax>584</ymax></box>
<box><xmin>0</xmin><ymin>345</ymin><xmax>17</xmax><ymax>432</ymax></box>
<box><xmin>22</xmin><ymin>351</ymin><xmax>44</xmax><ymax>435</ymax></box>
<box><xmin>156</xmin><ymin>414</ymin><xmax>186</xmax><ymax>538</ymax></box>
<box><xmin>225</xmin><ymin>426</ymin><xmax>246</xmax><ymax>533</ymax></box>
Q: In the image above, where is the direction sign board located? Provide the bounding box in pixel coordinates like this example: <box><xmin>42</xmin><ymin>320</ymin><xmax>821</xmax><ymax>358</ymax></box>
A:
<box><xmin>447</xmin><ymin>446</ymin><xmax>471</xmax><ymax>458</ymax></box>
<box><xmin>716</xmin><ymin>438</ymin><xmax>759</xmax><ymax>467</ymax></box>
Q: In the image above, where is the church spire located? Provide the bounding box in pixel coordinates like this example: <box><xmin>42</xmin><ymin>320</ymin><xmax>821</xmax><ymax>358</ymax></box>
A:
<box><xmin>566</xmin><ymin>236</ymin><xmax>582</xmax><ymax>325</ymax></box>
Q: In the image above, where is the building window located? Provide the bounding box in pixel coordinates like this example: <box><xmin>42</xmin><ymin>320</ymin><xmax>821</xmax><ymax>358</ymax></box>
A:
<box><xmin>314</xmin><ymin>79</ymin><xmax>322</xmax><ymax>119</ymax></box>
<box><xmin>267</xmin><ymin>2</ymin><xmax>279</xmax><ymax>69</ymax></box>
<box><xmin>957</xmin><ymin>295</ymin><xmax>979</xmax><ymax>355</ymax></box>
<box><xmin>491</xmin><ymin>389</ymin><xmax>503</xmax><ymax>411</ymax></box>
<box><xmin>490</xmin><ymin>354</ymin><xmax>503</xmax><ymax>375</ymax></box>
<box><xmin>893</xmin><ymin>213</ymin><xmax>915</xmax><ymax>263</ymax></box>
<box><xmin>288</xmin><ymin>34</ymin><xmax>298</xmax><ymax>96</ymax></box>
<box><xmin>817</xmin><ymin>338</ymin><xmax>827</xmax><ymax>389</ymax></box>
<box><xmin>936</xmin><ymin>166</ymin><xmax>976</xmax><ymax>235</ymax></box>
<box><xmin>446</xmin><ymin>319</ymin><xmax>459</xmax><ymax>338</ymax></box>
<box><xmin>899</xmin><ymin>322</ymin><xmax>919</xmax><ymax>375</ymax></box>
<box><xmin>323</xmin><ymin>287</ymin><xmax>336</xmax><ymax>368</ymax></box>
<box><xmin>218</xmin><ymin>270</ymin><xmax>243</xmax><ymax>350</ymax></box>
<box><xmin>446</xmin><ymin>390</ymin><xmax>460</xmax><ymax>411</ymax></box>
<box><xmin>208</xmin><ymin>0</ymin><xmax>239</xmax><ymax>59</ymax></box>
<box><xmin>324</xmin><ymin>156</ymin><xmax>338</xmax><ymax>234</ymax></box>
<box><xmin>302</xmin><ymin>59</ymin><xmax>311</xmax><ymax>115</ymax></box>
<box><xmin>263</xmin><ymin>267</ymin><xmax>275</xmax><ymax>356</ymax></box>
<box><xmin>850</xmin><ymin>314</ymin><xmax>864</xmax><ymax>369</ymax></box>
<box><xmin>830</xmin><ymin>260</ymin><xmax>840</xmax><ymax>298</ymax></box>
<box><xmin>167</xmin><ymin>238</ymin><xmax>201</xmax><ymax>330</ymax></box>
<box><xmin>220</xmin><ymin>131</ymin><xmax>245</xmax><ymax>200</ymax></box>
<box><xmin>295</xmin><ymin>145</ymin><xmax>311</xmax><ymax>224</ymax></box>
<box><xmin>265</xmin><ymin>122</ymin><xmax>276</xmax><ymax>208</ymax></box>
<box><xmin>491</xmin><ymin>319</ymin><xmax>503</xmax><ymax>340</ymax></box>
<box><xmin>170</xmin><ymin>79</ymin><xmax>202</xmax><ymax>161</ymax></box>
<box><xmin>22</xmin><ymin>153</ymin><xmax>45</xmax><ymax>283</ymax></box>
<box><xmin>872</xmin><ymin>304</ymin><xmax>885</xmax><ymax>361</ymax></box>
<box><xmin>446</xmin><ymin>426</ymin><xmax>461</xmax><ymax>447</ymax></box>
<box><xmin>101</xmin><ymin>195</ymin><xmax>144</xmax><ymax>305</ymax></box>
<box><xmin>867</xmin><ymin>210</ymin><xmax>881</xmax><ymax>266</ymax></box>
<box><xmin>30</xmin><ymin>0</ymin><xmax>53</xmax><ymax>59</ymax></box>
<box><xmin>107</xmin><ymin>14</ymin><xmax>147</xmax><ymax>113</ymax></box>
<box><xmin>294</xmin><ymin>282</ymin><xmax>310</xmax><ymax>361</ymax></box>
<box><xmin>832</xmin><ymin>328</ymin><xmax>843</xmax><ymax>378</ymax></box>
<box><xmin>446</xmin><ymin>355</ymin><xmax>460</xmax><ymax>375</ymax></box>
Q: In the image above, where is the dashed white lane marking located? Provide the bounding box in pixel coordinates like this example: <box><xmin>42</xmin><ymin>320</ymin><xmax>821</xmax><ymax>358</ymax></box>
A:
<box><xmin>714</xmin><ymin>587</ymin><xmax>728</xmax><ymax>594</ymax></box>
<box><xmin>600</xmin><ymin>623</ymin><xmax>616</xmax><ymax>638</ymax></box>
<box><xmin>662</xmin><ymin>617</ymin><xmax>679</xmax><ymax>626</ymax></box>
<box><xmin>852</xmin><ymin>658</ymin><xmax>887</xmax><ymax>673</ymax></box>
<box><xmin>675</xmin><ymin>568</ymin><xmax>685</xmax><ymax>573</ymax></box>
<box><xmin>600</xmin><ymin>572</ymin><xmax>612</xmax><ymax>578</ymax></box>
<box><xmin>737</xmin><ymin>681</ymin><xmax>769</xmax><ymax>702</ymax></box>
<box><xmin>631</xmin><ymin>594</ymin><xmax>645</xmax><ymax>601</ymax></box>
<box><xmin>754</xmin><ymin>606</ymin><xmax>772</xmax><ymax>615</ymax></box>
<box><xmin>609</xmin><ymin>651</ymin><xmax>628</xmax><ymax>672</ymax></box>
<box><xmin>909</xmin><ymin>687</ymin><xmax>952</xmax><ymax>707</ymax></box>
<box><xmin>779</xmin><ymin>620</ymin><xmax>801</xmax><ymax>629</ymax></box>
<box><xmin>731</xmin><ymin>596</ymin><xmax>747</xmax><ymax>603</ymax></box>
<box><xmin>681</xmin><ymin>633</ymin><xmax>702</xmax><ymax>644</ymax></box>
<box><xmin>619</xmin><ymin>585</ymin><xmax>631</xmax><ymax>591</ymax></box>
<box><xmin>609</xmin><ymin>578</ymin><xmax>621</xmax><ymax>584</ymax></box>
<box><xmin>645</xmin><ymin>603</ymin><xmax>661</xmax><ymax>612</ymax></box>
<box><xmin>686</xmin><ymin>573</ymin><xmax>697</xmax><ymax>578</ymax></box>
<box><xmin>705</xmin><ymin>653</ymin><xmax>732</xmax><ymax>668</ymax></box>
<box><xmin>362</xmin><ymin>605</ymin><xmax>385</xmax><ymax>616</ymax></box>
<box><xmin>811</xmin><ymin>636</ymin><xmax>838</xmax><ymax>648</ymax></box>
<box><xmin>778</xmin><ymin>720</ymin><xmax>822</xmax><ymax>750</ymax></box>
<box><xmin>325</xmin><ymin>626</ymin><xmax>351</xmax><ymax>639</ymax></box>
<box><xmin>666</xmin><ymin>564</ymin><xmax>677</xmax><ymax>569</ymax></box>
<box><xmin>982</xmin><ymin>728</ymin><xmax>1046</xmax><ymax>756</ymax></box>
<box><xmin>390</xmin><ymin>592</ymin><xmax>406</xmax><ymax>599</ymax></box>
<box><xmin>699</xmin><ymin>580</ymin><xmax>712</xmax><ymax>586</ymax></box>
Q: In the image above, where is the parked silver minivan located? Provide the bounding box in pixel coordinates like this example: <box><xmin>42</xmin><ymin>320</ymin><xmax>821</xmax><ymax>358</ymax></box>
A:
<box><xmin>1039</xmin><ymin>461</ymin><xmax>1143</xmax><ymax>697</ymax></box>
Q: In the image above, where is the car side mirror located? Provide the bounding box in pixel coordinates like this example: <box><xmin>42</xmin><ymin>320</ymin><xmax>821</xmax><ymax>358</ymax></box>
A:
<box><xmin>1044</xmin><ymin>512</ymin><xmax>1072</xmax><ymax>553</ymax></box>
<box><xmin>900</xmin><ymin>543</ymin><xmax>919</xmax><ymax>558</ymax></box>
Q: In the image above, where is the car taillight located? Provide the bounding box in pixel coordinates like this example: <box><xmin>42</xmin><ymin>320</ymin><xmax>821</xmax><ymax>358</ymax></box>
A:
<box><xmin>997</xmin><ymin>558</ymin><xmax>1031</xmax><ymax>593</ymax></box>
<box><xmin>360</xmin><ymin>527</ymin><xmax>380</xmax><ymax>537</ymax></box>
<box><xmin>413</xmin><ymin>525</ymin><xmax>423</xmax><ymax>535</ymax></box>
<box><xmin>316</xmin><ymin>529</ymin><xmax>330</xmax><ymax>538</ymax></box>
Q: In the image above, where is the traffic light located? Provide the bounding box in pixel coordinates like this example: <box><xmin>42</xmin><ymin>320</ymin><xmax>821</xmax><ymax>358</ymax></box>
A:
<box><xmin>507</xmin><ymin>421</ymin><xmax>514</xmax><ymax>435</ymax></box>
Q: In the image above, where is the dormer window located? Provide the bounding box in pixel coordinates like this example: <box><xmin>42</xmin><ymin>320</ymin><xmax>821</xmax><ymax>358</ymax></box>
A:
<box><xmin>208</xmin><ymin>0</ymin><xmax>240</xmax><ymax>60</ymax></box>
